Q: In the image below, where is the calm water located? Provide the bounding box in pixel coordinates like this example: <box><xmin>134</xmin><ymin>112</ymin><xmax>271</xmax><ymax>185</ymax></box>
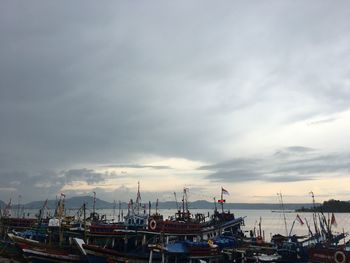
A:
<box><xmin>19</xmin><ymin>208</ymin><xmax>350</xmax><ymax>242</ymax></box>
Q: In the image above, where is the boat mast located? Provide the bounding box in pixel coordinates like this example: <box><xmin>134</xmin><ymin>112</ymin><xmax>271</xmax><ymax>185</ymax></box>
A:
<box><xmin>17</xmin><ymin>195</ymin><xmax>21</xmax><ymax>218</ymax></box>
<box><xmin>118</xmin><ymin>201</ymin><xmax>121</xmax><ymax>222</ymax></box>
<box><xmin>4</xmin><ymin>199</ymin><xmax>11</xmax><ymax>218</ymax></box>
<box><xmin>58</xmin><ymin>193</ymin><xmax>65</xmax><ymax>246</ymax></box>
<box><xmin>156</xmin><ymin>198</ymin><xmax>159</xmax><ymax>214</ymax></box>
<box><xmin>93</xmin><ymin>191</ymin><xmax>96</xmax><ymax>216</ymax></box>
<box><xmin>184</xmin><ymin>188</ymin><xmax>189</xmax><ymax>214</ymax></box>
<box><xmin>277</xmin><ymin>192</ymin><xmax>288</xmax><ymax>236</ymax></box>
<box><xmin>113</xmin><ymin>200</ymin><xmax>116</xmax><ymax>221</ymax></box>
<box><xmin>174</xmin><ymin>192</ymin><xmax>179</xmax><ymax>211</ymax></box>
<box><xmin>310</xmin><ymin>191</ymin><xmax>319</xmax><ymax>236</ymax></box>
<box><xmin>221</xmin><ymin>189</ymin><xmax>224</xmax><ymax>213</ymax></box>
<box><xmin>83</xmin><ymin>203</ymin><xmax>87</xmax><ymax>242</ymax></box>
<box><xmin>136</xmin><ymin>181</ymin><xmax>141</xmax><ymax>214</ymax></box>
<box><xmin>182</xmin><ymin>192</ymin><xmax>185</xmax><ymax>216</ymax></box>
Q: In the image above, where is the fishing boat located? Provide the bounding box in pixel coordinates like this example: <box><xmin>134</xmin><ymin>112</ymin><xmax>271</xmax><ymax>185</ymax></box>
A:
<box><xmin>0</xmin><ymin>199</ymin><xmax>38</xmax><ymax>237</ymax></box>
<box><xmin>0</xmin><ymin>238</ymin><xmax>25</xmax><ymax>262</ymax></box>
<box><xmin>148</xmin><ymin>240</ymin><xmax>222</xmax><ymax>263</ymax></box>
<box><xmin>7</xmin><ymin>194</ymin><xmax>89</xmax><ymax>263</ymax></box>
<box><xmin>308</xmin><ymin>244</ymin><xmax>350</xmax><ymax>263</ymax></box>
<box><xmin>147</xmin><ymin>210</ymin><xmax>202</xmax><ymax>236</ymax></box>
<box><xmin>9</xmin><ymin>233</ymin><xmax>87</xmax><ymax>263</ymax></box>
<box><xmin>307</xmin><ymin>228</ymin><xmax>349</xmax><ymax>263</ymax></box>
<box><xmin>0</xmin><ymin>199</ymin><xmax>41</xmax><ymax>261</ymax></box>
<box><xmin>83</xmin><ymin>187</ymin><xmax>245</xmax><ymax>263</ymax></box>
<box><xmin>83</xmin><ymin>242</ymin><xmax>161</xmax><ymax>263</ymax></box>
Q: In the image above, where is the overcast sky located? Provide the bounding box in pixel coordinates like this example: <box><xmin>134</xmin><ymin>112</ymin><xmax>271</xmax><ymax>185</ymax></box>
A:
<box><xmin>1</xmin><ymin>1</ymin><xmax>350</xmax><ymax>204</ymax></box>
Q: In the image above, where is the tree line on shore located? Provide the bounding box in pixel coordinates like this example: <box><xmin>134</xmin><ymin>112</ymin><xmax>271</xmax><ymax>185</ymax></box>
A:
<box><xmin>297</xmin><ymin>199</ymin><xmax>350</xmax><ymax>213</ymax></box>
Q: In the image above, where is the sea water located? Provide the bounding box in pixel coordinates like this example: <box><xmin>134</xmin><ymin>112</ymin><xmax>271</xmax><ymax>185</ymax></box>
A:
<box><xmin>18</xmin><ymin>208</ymin><xmax>350</xmax><ymax>242</ymax></box>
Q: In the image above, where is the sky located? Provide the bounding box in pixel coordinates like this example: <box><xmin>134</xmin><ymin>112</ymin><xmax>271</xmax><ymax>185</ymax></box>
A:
<box><xmin>1</xmin><ymin>1</ymin><xmax>350</xmax><ymax>204</ymax></box>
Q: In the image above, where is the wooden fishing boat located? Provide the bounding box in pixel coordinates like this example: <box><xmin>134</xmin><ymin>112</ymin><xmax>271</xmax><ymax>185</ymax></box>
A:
<box><xmin>89</xmin><ymin>222</ymin><xmax>125</xmax><ymax>236</ymax></box>
<box><xmin>17</xmin><ymin>242</ymin><xmax>87</xmax><ymax>263</ymax></box>
<box><xmin>147</xmin><ymin>210</ymin><xmax>201</xmax><ymax>236</ymax></box>
<box><xmin>84</xmin><ymin>187</ymin><xmax>246</xmax><ymax>263</ymax></box>
<box><xmin>1</xmin><ymin>217</ymin><xmax>37</xmax><ymax>230</ymax></box>
<box><xmin>0</xmin><ymin>238</ymin><xmax>25</xmax><ymax>262</ymax></box>
<box><xmin>83</xmin><ymin>243</ymin><xmax>160</xmax><ymax>263</ymax></box>
<box><xmin>9</xmin><ymin>233</ymin><xmax>87</xmax><ymax>263</ymax></box>
<box><xmin>308</xmin><ymin>245</ymin><xmax>350</xmax><ymax>263</ymax></box>
<box><xmin>148</xmin><ymin>240</ymin><xmax>222</xmax><ymax>263</ymax></box>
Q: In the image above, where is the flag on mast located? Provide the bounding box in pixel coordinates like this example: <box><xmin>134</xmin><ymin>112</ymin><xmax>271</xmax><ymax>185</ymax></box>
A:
<box><xmin>296</xmin><ymin>214</ymin><xmax>304</xmax><ymax>225</ymax></box>
<box><xmin>221</xmin><ymin>187</ymin><xmax>229</xmax><ymax>195</ymax></box>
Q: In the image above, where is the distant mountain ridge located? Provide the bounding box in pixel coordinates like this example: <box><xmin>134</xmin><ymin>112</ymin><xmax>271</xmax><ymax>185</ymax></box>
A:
<box><xmin>22</xmin><ymin>196</ymin><xmax>113</xmax><ymax>210</ymax></box>
<box><xmin>0</xmin><ymin>196</ymin><xmax>317</xmax><ymax>211</ymax></box>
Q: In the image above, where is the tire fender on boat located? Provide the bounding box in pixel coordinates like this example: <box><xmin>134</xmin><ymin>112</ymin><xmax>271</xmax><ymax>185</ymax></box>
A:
<box><xmin>149</xmin><ymin>219</ymin><xmax>157</xmax><ymax>230</ymax></box>
<box><xmin>334</xmin><ymin>251</ymin><xmax>346</xmax><ymax>263</ymax></box>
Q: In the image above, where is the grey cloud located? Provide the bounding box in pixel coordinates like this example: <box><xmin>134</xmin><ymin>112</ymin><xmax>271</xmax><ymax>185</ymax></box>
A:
<box><xmin>0</xmin><ymin>168</ymin><xmax>113</xmax><ymax>201</ymax></box>
<box><xmin>284</xmin><ymin>146</ymin><xmax>315</xmax><ymax>153</ymax></box>
<box><xmin>101</xmin><ymin>164</ymin><xmax>171</xmax><ymax>170</ymax></box>
<box><xmin>206</xmin><ymin>170</ymin><xmax>315</xmax><ymax>183</ymax></box>
<box><xmin>308</xmin><ymin>117</ymin><xmax>337</xmax><ymax>126</ymax></box>
<box><xmin>1</xmin><ymin>1</ymin><xmax>350</xmax><ymax>172</ymax></box>
<box><xmin>1</xmin><ymin>1</ymin><xmax>350</xmax><ymax>200</ymax></box>
<box><xmin>206</xmin><ymin>170</ymin><xmax>265</xmax><ymax>182</ymax></box>
<box><xmin>272</xmin><ymin>153</ymin><xmax>350</xmax><ymax>175</ymax></box>
<box><xmin>274</xmin><ymin>146</ymin><xmax>316</xmax><ymax>158</ymax></box>
<box><xmin>205</xmin><ymin>147</ymin><xmax>350</xmax><ymax>183</ymax></box>
<box><xmin>61</xmin><ymin>169</ymin><xmax>109</xmax><ymax>185</ymax></box>
<box><xmin>263</xmin><ymin>175</ymin><xmax>316</xmax><ymax>183</ymax></box>
<box><xmin>0</xmin><ymin>170</ymin><xmax>61</xmax><ymax>201</ymax></box>
<box><xmin>198</xmin><ymin>158</ymin><xmax>261</xmax><ymax>171</ymax></box>
<box><xmin>63</xmin><ymin>185</ymin><xmax>181</xmax><ymax>203</ymax></box>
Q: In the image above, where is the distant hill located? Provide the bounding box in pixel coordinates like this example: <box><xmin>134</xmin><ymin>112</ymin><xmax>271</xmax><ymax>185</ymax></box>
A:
<box><xmin>10</xmin><ymin>196</ymin><xmax>317</xmax><ymax>211</ymax></box>
<box><xmin>23</xmin><ymin>196</ymin><xmax>116</xmax><ymax>210</ymax></box>
<box><xmin>188</xmin><ymin>200</ymin><xmax>317</xmax><ymax>210</ymax></box>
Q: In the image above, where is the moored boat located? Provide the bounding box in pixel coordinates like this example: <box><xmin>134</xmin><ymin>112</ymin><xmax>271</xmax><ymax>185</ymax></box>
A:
<box><xmin>9</xmin><ymin>233</ymin><xmax>87</xmax><ymax>263</ymax></box>
<box><xmin>308</xmin><ymin>244</ymin><xmax>350</xmax><ymax>263</ymax></box>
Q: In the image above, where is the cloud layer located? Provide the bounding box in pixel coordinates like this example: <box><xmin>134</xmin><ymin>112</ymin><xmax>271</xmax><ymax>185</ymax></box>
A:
<box><xmin>1</xmin><ymin>1</ymin><xmax>350</xmax><ymax>202</ymax></box>
<box><xmin>203</xmin><ymin>147</ymin><xmax>350</xmax><ymax>183</ymax></box>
